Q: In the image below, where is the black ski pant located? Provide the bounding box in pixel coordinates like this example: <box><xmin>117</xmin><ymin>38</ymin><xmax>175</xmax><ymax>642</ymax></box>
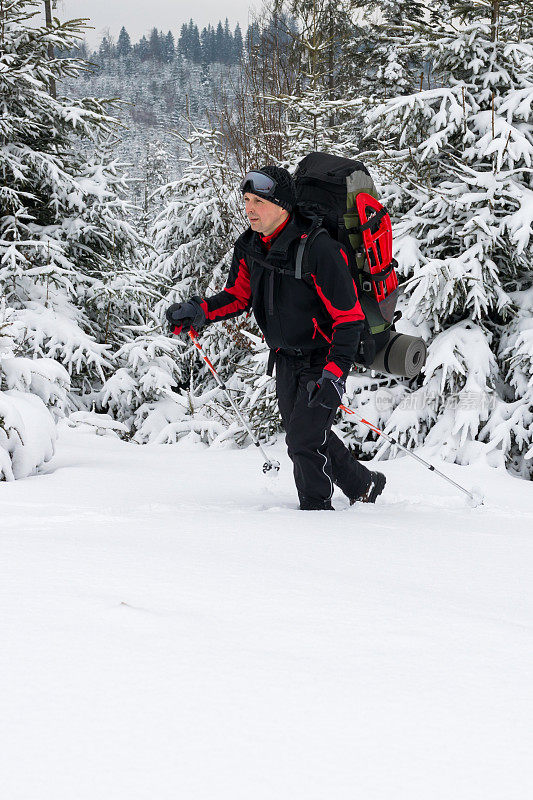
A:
<box><xmin>275</xmin><ymin>348</ymin><xmax>371</xmax><ymax>505</ymax></box>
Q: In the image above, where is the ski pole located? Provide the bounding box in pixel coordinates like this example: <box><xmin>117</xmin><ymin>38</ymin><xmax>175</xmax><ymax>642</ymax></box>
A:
<box><xmin>185</xmin><ymin>329</ymin><xmax>280</xmax><ymax>474</ymax></box>
<box><xmin>340</xmin><ymin>403</ymin><xmax>483</xmax><ymax>506</ymax></box>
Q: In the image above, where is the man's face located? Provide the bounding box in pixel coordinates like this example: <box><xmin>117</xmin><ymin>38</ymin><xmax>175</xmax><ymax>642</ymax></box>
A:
<box><xmin>244</xmin><ymin>192</ymin><xmax>288</xmax><ymax>236</ymax></box>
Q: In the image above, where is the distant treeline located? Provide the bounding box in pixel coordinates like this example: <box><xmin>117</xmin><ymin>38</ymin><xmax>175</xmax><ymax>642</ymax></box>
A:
<box><xmin>74</xmin><ymin>18</ymin><xmax>263</xmax><ymax>66</ymax></box>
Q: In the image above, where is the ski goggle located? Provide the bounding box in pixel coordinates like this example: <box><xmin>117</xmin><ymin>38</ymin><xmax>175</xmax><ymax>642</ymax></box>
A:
<box><xmin>239</xmin><ymin>171</ymin><xmax>277</xmax><ymax>198</ymax></box>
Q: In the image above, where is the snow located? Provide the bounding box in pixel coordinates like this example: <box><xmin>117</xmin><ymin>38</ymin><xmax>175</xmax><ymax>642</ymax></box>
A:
<box><xmin>1</xmin><ymin>424</ymin><xmax>533</xmax><ymax>799</ymax></box>
<box><xmin>68</xmin><ymin>410</ymin><xmax>129</xmax><ymax>434</ymax></box>
<box><xmin>12</xmin><ymin>305</ymin><xmax>112</xmax><ymax>379</ymax></box>
<box><xmin>0</xmin><ymin>389</ymin><xmax>56</xmax><ymax>480</ymax></box>
<box><xmin>2</xmin><ymin>355</ymin><xmax>69</xmax><ymax>413</ymax></box>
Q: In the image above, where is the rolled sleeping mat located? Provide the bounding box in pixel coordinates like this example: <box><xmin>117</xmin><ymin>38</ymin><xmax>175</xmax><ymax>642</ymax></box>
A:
<box><xmin>370</xmin><ymin>332</ymin><xmax>427</xmax><ymax>378</ymax></box>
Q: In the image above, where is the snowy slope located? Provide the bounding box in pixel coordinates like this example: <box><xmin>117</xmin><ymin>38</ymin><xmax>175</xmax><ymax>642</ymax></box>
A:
<box><xmin>1</xmin><ymin>424</ymin><xmax>532</xmax><ymax>800</ymax></box>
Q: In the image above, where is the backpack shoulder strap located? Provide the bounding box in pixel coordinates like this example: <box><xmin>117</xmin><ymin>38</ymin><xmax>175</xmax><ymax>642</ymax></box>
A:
<box><xmin>296</xmin><ymin>226</ymin><xmax>328</xmax><ymax>279</ymax></box>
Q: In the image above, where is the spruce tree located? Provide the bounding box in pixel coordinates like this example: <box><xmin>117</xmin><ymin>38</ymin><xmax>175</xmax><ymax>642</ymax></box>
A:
<box><xmin>162</xmin><ymin>31</ymin><xmax>175</xmax><ymax>63</ymax></box>
<box><xmin>256</xmin><ymin>0</ymin><xmax>362</xmax><ymax>157</ymax></box>
<box><xmin>0</xmin><ymin>0</ymin><xmax>142</xmax><ymax>401</ymax></box>
<box><xmin>188</xmin><ymin>20</ymin><xmax>202</xmax><ymax>63</ymax></box>
<box><xmin>135</xmin><ymin>35</ymin><xmax>150</xmax><ymax>61</ymax></box>
<box><xmin>223</xmin><ymin>18</ymin><xmax>233</xmax><ymax>64</ymax></box>
<box><xmin>0</xmin><ymin>299</ymin><xmax>70</xmax><ymax>480</ymax></box>
<box><xmin>178</xmin><ymin>23</ymin><xmax>189</xmax><ymax>58</ymax></box>
<box><xmin>352</xmin><ymin>0</ymin><xmax>427</xmax><ymax>103</ymax></box>
<box><xmin>98</xmin><ymin>30</ymin><xmax>115</xmax><ymax>62</ymax></box>
<box><xmin>215</xmin><ymin>21</ymin><xmax>225</xmax><ymax>63</ymax></box>
<box><xmin>363</xmin><ymin>0</ymin><xmax>533</xmax><ymax>475</ymax></box>
<box><xmin>200</xmin><ymin>26</ymin><xmax>209</xmax><ymax>63</ymax></box>
<box><xmin>148</xmin><ymin>27</ymin><xmax>163</xmax><ymax>62</ymax></box>
<box><xmin>233</xmin><ymin>23</ymin><xmax>244</xmax><ymax>62</ymax></box>
<box><xmin>246</xmin><ymin>21</ymin><xmax>261</xmax><ymax>51</ymax></box>
<box><xmin>116</xmin><ymin>26</ymin><xmax>132</xmax><ymax>58</ymax></box>
<box><xmin>138</xmin><ymin>140</ymin><xmax>171</xmax><ymax>236</ymax></box>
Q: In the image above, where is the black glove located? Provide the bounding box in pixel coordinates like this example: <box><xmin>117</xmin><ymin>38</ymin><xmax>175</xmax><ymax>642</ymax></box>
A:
<box><xmin>166</xmin><ymin>296</ymin><xmax>206</xmax><ymax>335</ymax></box>
<box><xmin>307</xmin><ymin>369</ymin><xmax>346</xmax><ymax>410</ymax></box>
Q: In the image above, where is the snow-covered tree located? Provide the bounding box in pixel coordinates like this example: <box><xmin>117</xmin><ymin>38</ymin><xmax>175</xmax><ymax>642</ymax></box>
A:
<box><xmin>272</xmin><ymin>0</ymin><xmax>359</xmax><ymax>97</ymax></box>
<box><xmin>100</xmin><ymin>126</ymin><xmax>279</xmax><ymax>444</ymax></box>
<box><xmin>217</xmin><ymin>1</ymin><xmax>362</xmax><ymax>169</ymax></box>
<box><xmin>129</xmin><ymin>140</ymin><xmax>173</xmax><ymax>237</ymax></box>
<box><xmin>0</xmin><ymin>0</ymin><xmax>143</xmax><ymax>403</ymax></box>
<box><xmin>118</xmin><ymin>1</ymin><xmax>386</xmax><ymax>449</ymax></box>
<box><xmin>267</xmin><ymin>88</ymin><xmax>362</xmax><ymax>161</ymax></box>
<box><xmin>363</xmin><ymin>0</ymin><xmax>533</xmax><ymax>476</ymax></box>
<box><xmin>353</xmin><ymin>0</ymin><xmax>427</xmax><ymax>103</ymax></box>
<box><xmin>116</xmin><ymin>26</ymin><xmax>132</xmax><ymax>59</ymax></box>
<box><xmin>98</xmin><ymin>30</ymin><xmax>116</xmax><ymax>63</ymax></box>
<box><xmin>0</xmin><ymin>299</ymin><xmax>70</xmax><ymax>480</ymax></box>
<box><xmin>162</xmin><ymin>31</ymin><xmax>175</xmax><ymax>63</ymax></box>
<box><xmin>233</xmin><ymin>23</ymin><xmax>244</xmax><ymax>61</ymax></box>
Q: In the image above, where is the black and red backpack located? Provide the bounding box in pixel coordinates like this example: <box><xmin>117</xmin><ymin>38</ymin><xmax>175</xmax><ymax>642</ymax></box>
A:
<box><xmin>293</xmin><ymin>152</ymin><xmax>400</xmax><ymax>359</ymax></box>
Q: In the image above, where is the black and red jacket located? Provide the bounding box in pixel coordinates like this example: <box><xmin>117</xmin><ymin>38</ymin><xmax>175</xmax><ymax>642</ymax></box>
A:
<box><xmin>200</xmin><ymin>211</ymin><xmax>365</xmax><ymax>377</ymax></box>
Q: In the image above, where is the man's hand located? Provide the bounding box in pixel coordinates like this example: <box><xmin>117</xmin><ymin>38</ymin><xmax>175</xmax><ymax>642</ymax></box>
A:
<box><xmin>166</xmin><ymin>297</ymin><xmax>206</xmax><ymax>335</ymax></box>
<box><xmin>307</xmin><ymin>370</ymin><xmax>346</xmax><ymax>410</ymax></box>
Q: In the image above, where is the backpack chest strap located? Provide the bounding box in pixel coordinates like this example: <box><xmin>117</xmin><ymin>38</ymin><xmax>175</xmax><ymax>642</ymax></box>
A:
<box><xmin>239</xmin><ymin>250</ymin><xmax>294</xmax><ymax>276</ymax></box>
<box><xmin>238</xmin><ymin>225</ymin><xmax>327</xmax><ymax>279</ymax></box>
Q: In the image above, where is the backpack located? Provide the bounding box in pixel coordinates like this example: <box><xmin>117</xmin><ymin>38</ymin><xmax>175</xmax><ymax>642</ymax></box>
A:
<box><xmin>293</xmin><ymin>152</ymin><xmax>400</xmax><ymax>359</ymax></box>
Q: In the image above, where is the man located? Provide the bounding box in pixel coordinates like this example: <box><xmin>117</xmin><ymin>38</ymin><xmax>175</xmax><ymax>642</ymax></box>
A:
<box><xmin>166</xmin><ymin>166</ymin><xmax>386</xmax><ymax>510</ymax></box>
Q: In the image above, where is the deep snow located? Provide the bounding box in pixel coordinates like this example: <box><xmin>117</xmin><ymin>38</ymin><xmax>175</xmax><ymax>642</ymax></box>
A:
<box><xmin>1</xmin><ymin>423</ymin><xmax>532</xmax><ymax>799</ymax></box>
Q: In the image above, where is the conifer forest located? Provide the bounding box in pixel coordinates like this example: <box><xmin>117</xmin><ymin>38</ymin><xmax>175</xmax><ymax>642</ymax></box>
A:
<box><xmin>2</xmin><ymin>4</ymin><xmax>533</xmax><ymax>798</ymax></box>
<box><xmin>1</xmin><ymin>0</ymin><xmax>532</xmax><ymax>478</ymax></box>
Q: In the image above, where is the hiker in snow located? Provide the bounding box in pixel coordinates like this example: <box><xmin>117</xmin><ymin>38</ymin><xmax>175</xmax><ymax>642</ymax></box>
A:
<box><xmin>166</xmin><ymin>166</ymin><xmax>386</xmax><ymax>510</ymax></box>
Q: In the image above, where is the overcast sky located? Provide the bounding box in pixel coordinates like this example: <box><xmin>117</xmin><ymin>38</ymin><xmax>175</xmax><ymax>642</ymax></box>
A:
<box><xmin>54</xmin><ymin>0</ymin><xmax>257</xmax><ymax>47</ymax></box>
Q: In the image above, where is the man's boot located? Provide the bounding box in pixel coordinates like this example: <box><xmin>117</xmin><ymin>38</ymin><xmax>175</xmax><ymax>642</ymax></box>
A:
<box><xmin>350</xmin><ymin>471</ymin><xmax>386</xmax><ymax>505</ymax></box>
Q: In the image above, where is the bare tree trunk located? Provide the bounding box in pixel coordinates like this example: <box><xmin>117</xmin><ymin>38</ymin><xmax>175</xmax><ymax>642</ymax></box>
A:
<box><xmin>209</xmin><ymin>7</ymin><xmax>299</xmax><ymax>170</ymax></box>
<box><xmin>328</xmin><ymin>0</ymin><xmax>335</xmax><ymax>128</ymax></box>
<box><xmin>1</xmin><ymin>0</ymin><xmax>6</xmax><ymax>48</ymax></box>
<box><xmin>44</xmin><ymin>0</ymin><xmax>56</xmax><ymax>98</ymax></box>
<box><xmin>490</xmin><ymin>0</ymin><xmax>501</xmax><ymax>42</ymax></box>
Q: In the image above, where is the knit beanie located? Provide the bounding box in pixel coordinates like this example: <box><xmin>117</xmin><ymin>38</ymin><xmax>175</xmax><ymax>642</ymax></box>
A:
<box><xmin>243</xmin><ymin>165</ymin><xmax>296</xmax><ymax>212</ymax></box>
